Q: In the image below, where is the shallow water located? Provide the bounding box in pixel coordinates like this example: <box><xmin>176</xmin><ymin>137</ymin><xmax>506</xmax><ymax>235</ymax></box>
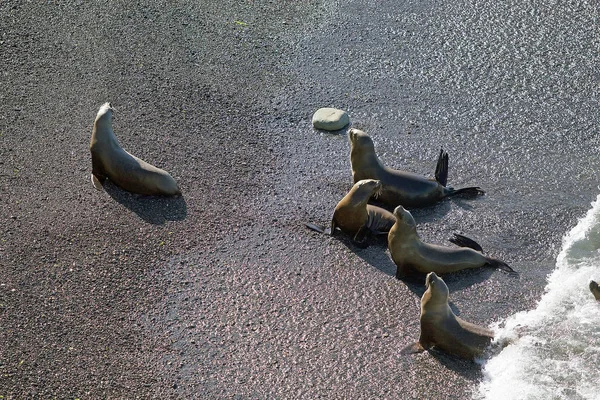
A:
<box><xmin>478</xmin><ymin>195</ymin><xmax>600</xmax><ymax>400</ymax></box>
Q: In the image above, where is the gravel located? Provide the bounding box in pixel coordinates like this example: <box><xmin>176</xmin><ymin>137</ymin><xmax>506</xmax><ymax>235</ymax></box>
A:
<box><xmin>1</xmin><ymin>0</ymin><xmax>599</xmax><ymax>399</ymax></box>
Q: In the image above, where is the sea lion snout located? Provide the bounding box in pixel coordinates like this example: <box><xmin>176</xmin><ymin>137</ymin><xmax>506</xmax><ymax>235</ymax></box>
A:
<box><xmin>373</xmin><ymin>180</ymin><xmax>383</xmax><ymax>197</ymax></box>
<box><xmin>393</xmin><ymin>205</ymin><xmax>408</xmax><ymax>218</ymax></box>
<box><xmin>348</xmin><ymin>128</ymin><xmax>358</xmax><ymax>142</ymax></box>
<box><xmin>425</xmin><ymin>272</ymin><xmax>439</xmax><ymax>287</ymax></box>
<box><xmin>590</xmin><ymin>280</ymin><xmax>600</xmax><ymax>300</ymax></box>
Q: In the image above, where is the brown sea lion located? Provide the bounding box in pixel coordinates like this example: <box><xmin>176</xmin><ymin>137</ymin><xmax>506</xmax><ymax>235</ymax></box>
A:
<box><xmin>388</xmin><ymin>205</ymin><xmax>516</xmax><ymax>280</ymax></box>
<box><xmin>331</xmin><ymin>179</ymin><xmax>396</xmax><ymax>245</ymax></box>
<box><xmin>90</xmin><ymin>102</ymin><xmax>181</xmax><ymax>196</ymax></box>
<box><xmin>415</xmin><ymin>272</ymin><xmax>494</xmax><ymax>360</ymax></box>
<box><xmin>306</xmin><ymin>179</ymin><xmax>395</xmax><ymax>246</ymax></box>
<box><xmin>348</xmin><ymin>128</ymin><xmax>483</xmax><ymax>208</ymax></box>
<box><xmin>590</xmin><ymin>280</ymin><xmax>600</xmax><ymax>300</ymax></box>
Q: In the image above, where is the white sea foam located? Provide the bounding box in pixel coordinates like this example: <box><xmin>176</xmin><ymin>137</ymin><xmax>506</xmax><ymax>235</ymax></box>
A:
<box><xmin>477</xmin><ymin>195</ymin><xmax>600</xmax><ymax>400</ymax></box>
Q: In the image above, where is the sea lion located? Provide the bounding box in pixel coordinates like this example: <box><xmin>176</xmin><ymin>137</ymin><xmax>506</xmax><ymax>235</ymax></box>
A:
<box><xmin>348</xmin><ymin>128</ymin><xmax>483</xmax><ymax>208</ymax></box>
<box><xmin>590</xmin><ymin>280</ymin><xmax>600</xmax><ymax>300</ymax></box>
<box><xmin>416</xmin><ymin>272</ymin><xmax>494</xmax><ymax>360</ymax></box>
<box><xmin>90</xmin><ymin>102</ymin><xmax>181</xmax><ymax>196</ymax></box>
<box><xmin>331</xmin><ymin>179</ymin><xmax>396</xmax><ymax>245</ymax></box>
<box><xmin>305</xmin><ymin>179</ymin><xmax>395</xmax><ymax>246</ymax></box>
<box><xmin>388</xmin><ymin>205</ymin><xmax>516</xmax><ymax>280</ymax></box>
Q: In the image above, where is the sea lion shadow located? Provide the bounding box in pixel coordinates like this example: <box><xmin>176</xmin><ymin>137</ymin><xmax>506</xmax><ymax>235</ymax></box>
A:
<box><xmin>405</xmin><ymin>199</ymin><xmax>456</xmax><ymax>223</ymax></box>
<box><xmin>426</xmin><ymin>348</ymin><xmax>486</xmax><ymax>379</ymax></box>
<box><xmin>450</xmin><ymin>196</ymin><xmax>477</xmax><ymax>211</ymax></box>
<box><xmin>442</xmin><ymin>268</ymin><xmax>495</xmax><ymax>295</ymax></box>
<box><xmin>103</xmin><ymin>181</ymin><xmax>187</xmax><ymax>225</ymax></box>
<box><xmin>339</xmin><ymin>235</ymin><xmax>398</xmax><ymax>277</ymax></box>
<box><xmin>369</xmin><ymin>199</ymin><xmax>456</xmax><ymax>223</ymax></box>
<box><xmin>398</xmin><ymin>269</ymin><xmax>495</xmax><ymax>303</ymax></box>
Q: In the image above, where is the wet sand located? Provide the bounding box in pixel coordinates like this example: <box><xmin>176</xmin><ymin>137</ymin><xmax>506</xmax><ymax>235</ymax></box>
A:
<box><xmin>1</xmin><ymin>0</ymin><xmax>599</xmax><ymax>398</ymax></box>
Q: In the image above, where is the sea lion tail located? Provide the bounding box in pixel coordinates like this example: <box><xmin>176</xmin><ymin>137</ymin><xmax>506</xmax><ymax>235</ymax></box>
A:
<box><xmin>434</xmin><ymin>148</ymin><xmax>449</xmax><ymax>187</ymax></box>
<box><xmin>487</xmin><ymin>258</ymin><xmax>518</xmax><ymax>276</ymax></box>
<box><xmin>448</xmin><ymin>186</ymin><xmax>485</xmax><ymax>197</ymax></box>
<box><xmin>449</xmin><ymin>233</ymin><xmax>484</xmax><ymax>253</ymax></box>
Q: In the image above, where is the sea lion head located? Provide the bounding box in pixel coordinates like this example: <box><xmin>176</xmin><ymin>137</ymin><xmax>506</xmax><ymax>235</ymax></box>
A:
<box><xmin>350</xmin><ymin>179</ymin><xmax>383</xmax><ymax>204</ymax></box>
<box><xmin>590</xmin><ymin>280</ymin><xmax>600</xmax><ymax>300</ymax></box>
<box><xmin>392</xmin><ymin>205</ymin><xmax>417</xmax><ymax>234</ymax></box>
<box><xmin>348</xmin><ymin>128</ymin><xmax>375</xmax><ymax>152</ymax></box>
<box><xmin>95</xmin><ymin>102</ymin><xmax>114</xmax><ymax>124</ymax></box>
<box><xmin>423</xmin><ymin>272</ymin><xmax>449</xmax><ymax>306</ymax></box>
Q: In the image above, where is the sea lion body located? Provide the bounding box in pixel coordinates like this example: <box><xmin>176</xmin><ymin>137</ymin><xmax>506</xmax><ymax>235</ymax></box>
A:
<box><xmin>90</xmin><ymin>103</ymin><xmax>181</xmax><ymax>196</ymax></box>
<box><xmin>418</xmin><ymin>272</ymin><xmax>493</xmax><ymax>360</ymax></box>
<box><xmin>590</xmin><ymin>280</ymin><xmax>600</xmax><ymax>300</ymax></box>
<box><xmin>388</xmin><ymin>205</ymin><xmax>514</xmax><ymax>279</ymax></box>
<box><xmin>332</xmin><ymin>179</ymin><xmax>395</xmax><ymax>244</ymax></box>
<box><xmin>348</xmin><ymin>128</ymin><xmax>482</xmax><ymax>208</ymax></box>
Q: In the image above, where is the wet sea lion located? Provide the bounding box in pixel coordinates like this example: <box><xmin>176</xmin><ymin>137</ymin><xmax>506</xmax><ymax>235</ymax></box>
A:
<box><xmin>388</xmin><ymin>205</ymin><xmax>515</xmax><ymax>280</ymax></box>
<box><xmin>305</xmin><ymin>179</ymin><xmax>395</xmax><ymax>246</ymax></box>
<box><xmin>90</xmin><ymin>102</ymin><xmax>181</xmax><ymax>196</ymax></box>
<box><xmin>348</xmin><ymin>128</ymin><xmax>483</xmax><ymax>208</ymax></box>
<box><xmin>590</xmin><ymin>280</ymin><xmax>600</xmax><ymax>300</ymax></box>
<box><xmin>415</xmin><ymin>272</ymin><xmax>494</xmax><ymax>360</ymax></box>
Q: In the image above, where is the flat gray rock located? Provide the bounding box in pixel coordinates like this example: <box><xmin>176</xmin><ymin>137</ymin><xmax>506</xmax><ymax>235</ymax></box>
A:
<box><xmin>312</xmin><ymin>107</ymin><xmax>350</xmax><ymax>131</ymax></box>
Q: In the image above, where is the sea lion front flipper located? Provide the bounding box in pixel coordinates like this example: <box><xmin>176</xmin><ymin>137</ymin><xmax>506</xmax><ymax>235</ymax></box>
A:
<box><xmin>329</xmin><ymin>218</ymin><xmax>337</xmax><ymax>236</ymax></box>
<box><xmin>400</xmin><ymin>342</ymin><xmax>426</xmax><ymax>355</ymax></box>
<box><xmin>91</xmin><ymin>173</ymin><xmax>104</xmax><ymax>191</ymax></box>
<box><xmin>352</xmin><ymin>225</ymin><xmax>370</xmax><ymax>248</ymax></box>
<box><xmin>449</xmin><ymin>233</ymin><xmax>484</xmax><ymax>253</ymax></box>
<box><xmin>487</xmin><ymin>258</ymin><xmax>518</xmax><ymax>276</ymax></box>
<box><xmin>434</xmin><ymin>148</ymin><xmax>449</xmax><ymax>187</ymax></box>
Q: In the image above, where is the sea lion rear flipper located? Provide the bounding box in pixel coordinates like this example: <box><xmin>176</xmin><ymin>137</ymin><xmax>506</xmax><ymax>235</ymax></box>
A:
<box><xmin>400</xmin><ymin>342</ymin><xmax>426</xmax><ymax>355</ymax></box>
<box><xmin>487</xmin><ymin>258</ymin><xmax>518</xmax><ymax>276</ymax></box>
<box><xmin>434</xmin><ymin>148</ymin><xmax>449</xmax><ymax>187</ymax></box>
<box><xmin>448</xmin><ymin>186</ymin><xmax>485</xmax><ymax>197</ymax></box>
<box><xmin>449</xmin><ymin>233</ymin><xmax>484</xmax><ymax>253</ymax></box>
<box><xmin>91</xmin><ymin>174</ymin><xmax>104</xmax><ymax>191</ymax></box>
<box><xmin>305</xmin><ymin>219</ymin><xmax>334</xmax><ymax>235</ymax></box>
<box><xmin>305</xmin><ymin>222</ymin><xmax>325</xmax><ymax>234</ymax></box>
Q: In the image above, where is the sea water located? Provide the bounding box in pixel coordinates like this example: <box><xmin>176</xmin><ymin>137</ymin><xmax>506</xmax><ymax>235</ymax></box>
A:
<box><xmin>477</xmin><ymin>195</ymin><xmax>600</xmax><ymax>400</ymax></box>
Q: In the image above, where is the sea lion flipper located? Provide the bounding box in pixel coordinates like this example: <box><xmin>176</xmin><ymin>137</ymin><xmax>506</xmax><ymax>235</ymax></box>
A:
<box><xmin>487</xmin><ymin>259</ymin><xmax>518</xmax><ymax>276</ymax></box>
<box><xmin>448</xmin><ymin>186</ymin><xmax>485</xmax><ymax>197</ymax></box>
<box><xmin>434</xmin><ymin>148</ymin><xmax>449</xmax><ymax>187</ymax></box>
<box><xmin>91</xmin><ymin>174</ymin><xmax>104</xmax><ymax>191</ymax></box>
<box><xmin>329</xmin><ymin>218</ymin><xmax>337</xmax><ymax>236</ymax></box>
<box><xmin>449</xmin><ymin>233</ymin><xmax>484</xmax><ymax>253</ymax></box>
<box><xmin>400</xmin><ymin>342</ymin><xmax>426</xmax><ymax>355</ymax></box>
<box><xmin>305</xmin><ymin>221</ymin><xmax>334</xmax><ymax>235</ymax></box>
<box><xmin>305</xmin><ymin>222</ymin><xmax>325</xmax><ymax>234</ymax></box>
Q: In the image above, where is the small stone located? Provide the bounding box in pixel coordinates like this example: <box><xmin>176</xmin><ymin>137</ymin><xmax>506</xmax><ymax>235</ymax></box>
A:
<box><xmin>312</xmin><ymin>107</ymin><xmax>350</xmax><ymax>131</ymax></box>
